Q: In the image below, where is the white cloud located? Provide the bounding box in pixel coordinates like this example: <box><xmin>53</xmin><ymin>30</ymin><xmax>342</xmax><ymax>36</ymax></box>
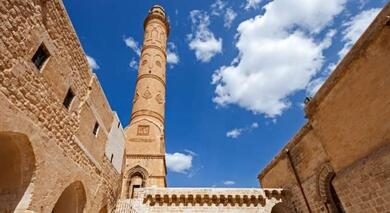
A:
<box><xmin>124</xmin><ymin>36</ymin><xmax>141</xmax><ymax>56</ymax></box>
<box><xmin>167</xmin><ymin>42</ymin><xmax>180</xmax><ymax>65</ymax></box>
<box><xmin>245</xmin><ymin>0</ymin><xmax>262</xmax><ymax>10</ymax></box>
<box><xmin>213</xmin><ymin>0</ymin><xmax>346</xmax><ymax>118</ymax></box>
<box><xmin>129</xmin><ymin>58</ymin><xmax>138</xmax><ymax>70</ymax></box>
<box><xmin>224</xmin><ymin>8</ymin><xmax>237</xmax><ymax>28</ymax></box>
<box><xmin>223</xmin><ymin>180</ymin><xmax>235</xmax><ymax>185</ymax></box>
<box><xmin>166</xmin><ymin>152</ymin><xmax>193</xmax><ymax>174</ymax></box>
<box><xmin>188</xmin><ymin>10</ymin><xmax>223</xmax><ymax>62</ymax></box>
<box><xmin>86</xmin><ymin>55</ymin><xmax>100</xmax><ymax>70</ymax></box>
<box><xmin>226</xmin><ymin>128</ymin><xmax>242</xmax><ymax>138</ymax></box>
<box><xmin>226</xmin><ymin>122</ymin><xmax>259</xmax><ymax>139</ymax></box>
<box><xmin>338</xmin><ymin>8</ymin><xmax>380</xmax><ymax>58</ymax></box>
<box><xmin>211</xmin><ymin>0</ymin><xmax>227</xmax><ymax>16</ymax></box>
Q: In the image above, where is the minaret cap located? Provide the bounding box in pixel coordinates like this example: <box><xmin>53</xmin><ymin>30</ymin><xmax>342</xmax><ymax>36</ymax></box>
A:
<box><xmin>144</xmin><ymin>4</ymin><xmax>170</xmax><ymax>36</ymax></box>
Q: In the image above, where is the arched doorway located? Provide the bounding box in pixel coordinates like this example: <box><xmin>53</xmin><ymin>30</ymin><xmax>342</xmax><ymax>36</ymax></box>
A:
<box><xmin>318</xmin><ymin>163</ymin><xmax>344</xmax><ymax>213</ymax></box>
<box><xmin>0</xmin><ymin>132</ymin><xmax>35</xmax><ymax>212</ymax></box>
<box><xmin>124</xmin><ymin>166</ymin><xmax>148</xmax><ymax>199</ymax></box>
<box><xmin>52</xmin><ymin>181</ymin><xmax>86</xmax><ymax>213</ymax></box>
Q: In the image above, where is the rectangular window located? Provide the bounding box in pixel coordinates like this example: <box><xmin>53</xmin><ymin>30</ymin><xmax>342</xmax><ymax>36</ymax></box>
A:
<box><xmin>117</xmin><ymin>122</ymin><xmax>121</xmax><ymax>128</ymax></box>
<box><xmin>63</xmin><ymin>88</ymin><xmax>75</xmax><ymax>109</ymax></box>
<box><xmin>93</xmin><ymin>122</ymin><xmax>99</xmax><ymax>136</ymax></box>
<box><xmin>110</xmin><ymin>154</ymin><xmax>114</xmax><ymax>163</ymax></box>
<box><xmin>31</xmin><ymin>43</ymin><xmax>49</xmax><ymax>70</ymax></box>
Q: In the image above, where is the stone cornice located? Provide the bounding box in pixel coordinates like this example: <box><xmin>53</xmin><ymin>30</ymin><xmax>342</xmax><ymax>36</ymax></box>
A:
<box><xmin>141</xmin><ymin>44</ymin><xmax>167</xmax><ymax>58</ymax></box>
<box><xmin>127</xmin><ymin>154</ymin><xmax>165</xmax><ymax>159</ymax></box>
<box><xmin>136</xmin><ymin>73</ymin><xmax>166</xmax><ymax>89</ymax></box>
<box><xmin>131</xmin><ymin>109</ymin><xmax>164</xmax><ymax>124</ymax></box>
<box><xmin>136</xmin><ymin>188</ymin><xmax>285</xmax><ymax>207</ymax></box>
<box><xmin>144</xmin><ymin>14</ymin><xmax>170</xmax><ymax>36</ymax></box>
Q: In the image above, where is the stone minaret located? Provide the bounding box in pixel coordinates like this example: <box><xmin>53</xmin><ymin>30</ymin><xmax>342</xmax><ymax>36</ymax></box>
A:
<box><xmin>121</xmin><ymin>5</ymin><xmax>169</xmax><ymax>199</ymax></box>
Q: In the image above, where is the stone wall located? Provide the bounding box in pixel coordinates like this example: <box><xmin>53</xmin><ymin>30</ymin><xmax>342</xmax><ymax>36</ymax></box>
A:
<box><xmin>259</xmin><ymin>3</ymin><xmax>390</xmax><ymax>213</ymax></box>
<box><xmin>0</xmin><ymin>0</ymin><xmax>123</xmax><ymax>212</ymax></box>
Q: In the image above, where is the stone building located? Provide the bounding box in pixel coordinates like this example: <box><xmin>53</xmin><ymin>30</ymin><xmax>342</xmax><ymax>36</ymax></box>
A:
<box><xmin>0</xmin><ymin>0</ymin><xmax>125</xmax><ymax>212</ymax></box>
<box><xmin>115</xmin><ymin>5</ymin><xmax>286</xmax><ymax>213</ymax></box>
<box><xmin>1</xmin><ymin>0</ymin><xmax>389</xmax><ymax>212</ymax></box>
<box><xmin>258</xmin><ymin>2</ymin><xmax>390</xmax><ymax>213</ymax></box>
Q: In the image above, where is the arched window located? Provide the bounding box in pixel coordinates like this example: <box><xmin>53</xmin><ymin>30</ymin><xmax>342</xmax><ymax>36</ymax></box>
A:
<box><xmin>318</xmin><ymin>163</ymin><xmax>344</xmax><ymax>213</ymax></box>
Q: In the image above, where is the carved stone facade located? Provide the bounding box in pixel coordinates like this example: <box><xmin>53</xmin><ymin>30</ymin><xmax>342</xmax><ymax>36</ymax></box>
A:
<box><xmin>259</xmin><ymin>3</ymin><xmax>390</xmax><ymax>212</ymax></box>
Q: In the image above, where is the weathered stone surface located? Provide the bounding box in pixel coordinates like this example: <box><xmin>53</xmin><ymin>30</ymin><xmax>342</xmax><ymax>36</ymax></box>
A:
<box><xmin>259</xmin><ymin>2</ymin><xmax>390</xmax><ymax>212</ymax></box>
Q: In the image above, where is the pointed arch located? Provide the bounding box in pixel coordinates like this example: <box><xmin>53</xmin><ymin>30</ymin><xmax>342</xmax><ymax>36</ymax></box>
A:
<box><xmin>52</xmin><ymin>181</ymin><xmax>86</xmax><ymax>213</ymax></box>
<box><xmin>0</xmin><ymin>132</ymin><xmax>36</xmax><ymax>212</ymax></box>
<box><xmin>124</xmin><ymin>165</ymin><xmax>149</xmax><ymax>199</ymax></box>
<box><xmin>318</xmin><ymin>162</ymin><xmax>344</xmax><ymax>212</ymax></box>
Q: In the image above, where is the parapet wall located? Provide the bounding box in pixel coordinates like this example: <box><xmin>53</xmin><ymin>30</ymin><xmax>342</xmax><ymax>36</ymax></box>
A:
<box><xmin>115</xmin><ymin>187</ymin><xmax>286</xmax><ymax>213</ymax></box>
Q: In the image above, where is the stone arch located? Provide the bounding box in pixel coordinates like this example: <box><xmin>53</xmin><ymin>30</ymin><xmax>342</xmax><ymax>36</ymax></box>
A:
<box><xmin>271</xmin><ymin>203</ymin><xmax>290</xmax><ymax>213</ymax></box>
<box><xmin>318</xmin><ymin>163</ymin><xmax>344</xmax><ymax>212</ymax></box>
<box><xmin>52</xmin><ymin>181</ymin><xmax>86</xmax><ymax>213</ymax></box>
<box><xmin>0</xmin><ymin>132</ymin><xmax>36</xmax><ymax>212</ymax></box>
<box><xmin>125</xmin><ymin>166</ymin><xmax>149</xmax><ymax>199</ymax></box>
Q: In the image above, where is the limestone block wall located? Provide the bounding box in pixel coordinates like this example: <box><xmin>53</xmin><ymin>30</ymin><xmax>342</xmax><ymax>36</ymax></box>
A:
<box><xmin>0</xmin><ymin>0</ymin><xmax>123</xmax><ymax>212</ymax></box>
<box><xmin>259</xmin><ymin>3</ymin><xmax>390</xmax><ymax>213</ymax></box>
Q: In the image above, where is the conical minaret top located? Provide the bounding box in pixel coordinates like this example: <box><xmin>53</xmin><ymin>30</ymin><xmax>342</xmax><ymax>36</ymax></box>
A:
<box><xmin>121</xmin><ymin>5</ymin><xmax>170</xmax><ymax>199</ymax></box>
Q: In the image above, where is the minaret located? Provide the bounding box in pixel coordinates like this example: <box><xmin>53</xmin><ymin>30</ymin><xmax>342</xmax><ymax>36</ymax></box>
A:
<box><xmin>121</xmin><ymin>5</ymin><xmax>169</xmax><ymax>199</ymax></box>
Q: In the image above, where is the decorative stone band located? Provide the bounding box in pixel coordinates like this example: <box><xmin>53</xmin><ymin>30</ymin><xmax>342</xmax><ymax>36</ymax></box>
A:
<box><xmin>141</xmin><ymin>44</ymin><xmax>167</xmax><ymax>59</ymax></box>
<box><xmin>126</xmin><ymin>154</ymin><xmax>165</xmax><ymax>159</ymax></box>
<box><xmin>144</xmin><ymin>14</ymin><xmax>170</xmax><ymax>36</ymax></box>
<box><xmin>136</xmin><ymin>73</ymin><xmax>166</xmax><ymax>89</ymax></box>
<box><xmin>131</xmin><ymin>109</ymin><xmax>164</xmax><ymax>124</ymax></box>
<box><xmin>134</xmin><ymin>188</ymin><xmax>285</xmax><ymax>207</ymax></box>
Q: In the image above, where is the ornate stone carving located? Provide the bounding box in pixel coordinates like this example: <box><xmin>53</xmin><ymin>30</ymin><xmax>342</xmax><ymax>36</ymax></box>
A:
<box><xmin>155</xmin><ymin>91</ymin><xmax>164</xmax><ymax>104</ymax></box>
<box><xmin>142</xmin><ymin>87</ymin><xmax>152</xmax><ymax>100</ymax></box>
<box><xmin>137</xmin><ymin>125</ymin><xmax>150</xmax><ymax>136</ymax></box>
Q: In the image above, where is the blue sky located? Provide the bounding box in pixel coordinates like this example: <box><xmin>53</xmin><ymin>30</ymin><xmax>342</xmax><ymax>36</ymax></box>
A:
<box><xmin>63</xmin><ymin>0</ymin><xmax>387</xmax><ymax>187</ymax></box>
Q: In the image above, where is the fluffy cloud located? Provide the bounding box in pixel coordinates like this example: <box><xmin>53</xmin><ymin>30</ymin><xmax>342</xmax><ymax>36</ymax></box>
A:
<box><xmin>188</xmin><ymin>10</ymin><xmax>222</xmax><ymax>62</ymax></box>
<box><xmin>86</xmin><ymin>55</ymin><xmax>100</xmax><ymax>70</ymax></box>
<box><xmin>124</xmin><ymin>36</ymin><xmax>141</xmax><ymax>56</ymax></box>
<box><xmin>223</xmin><ymin>180</ymin><xmax>235</xmax><ymax>185</ymax></box>
<box><xmin>245</xmin><ymin>0</ymin><xmax>262</xmax><ymax>10</ymax></box>
<box><xmin>166</xmin><ymin>152</ymin><xmax>193</xmax><ymax>174</ymax></box>
<box><xmin>167</xmin><ymin>42</ymin><xmax>180</xmax><ymax>65</ymax></box>
<box><xmin>211</xmin><ymin>0</ymin><xmax>237</xmax><ymax>29</ymax></box>
<box><xmin>226</xmin><ymin>122</ymin><xmax>259</xmax><ymax>139</ymax></box>
<box><xmin>224</xmin><ymin>8</ymin><xmax>237</xmax><ymax>28</ymax></box>
<box><xmin>338</xmin><ymin>8</ymin><xmax>380</xmax><ymax>58</ymax></box>
<box><xmin>211</xmin><ymin>0</ymin><xmax>227</xmax><ymax>16</ymax></box>
<box><xmin>213</xmin><ymin>0</ymin><xmax>346</xmax><ymax>117</ymax></box>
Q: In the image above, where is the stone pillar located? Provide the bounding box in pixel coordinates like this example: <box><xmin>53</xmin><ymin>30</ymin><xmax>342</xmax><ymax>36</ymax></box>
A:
<box><xmin>122</xmin><ymin>5</ymin><xmax>169</xmax><ymax>196</ymax></box>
